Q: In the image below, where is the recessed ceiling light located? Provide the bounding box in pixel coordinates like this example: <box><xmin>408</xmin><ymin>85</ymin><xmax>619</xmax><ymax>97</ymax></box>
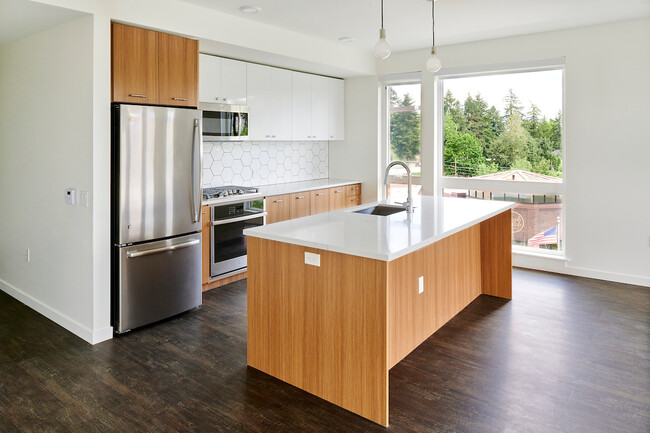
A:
<box><xmin>239</xmin><ymin>5</ymin><xmax>261</xmax><ymax>14</ymax></box>
<box><xmin>338</xmin><ymin>36</ymin><xmax>355</xmax><ymax>43</ymax></box>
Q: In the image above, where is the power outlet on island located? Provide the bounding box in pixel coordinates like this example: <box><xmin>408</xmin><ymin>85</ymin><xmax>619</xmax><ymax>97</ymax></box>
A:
<box><xmin>418</xmin><ymin>276</ymin><xmax>424</xmax><ymax>294</ymax></box>
<box><xmin>305</xmin><ymin>252</ymin><xmax>320</xmax><ymax>267</ymax></box>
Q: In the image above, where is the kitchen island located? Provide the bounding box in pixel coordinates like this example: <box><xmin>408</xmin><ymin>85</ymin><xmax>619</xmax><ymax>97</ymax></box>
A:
<box><xmin>244</xmin><ymin>196</ymin><xmax>514</xmax><ymax>426</ymax></box>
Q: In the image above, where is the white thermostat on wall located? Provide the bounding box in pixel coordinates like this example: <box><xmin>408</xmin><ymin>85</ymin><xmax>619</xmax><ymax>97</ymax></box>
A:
<box><xmin>65</xmin><ymin>188</ymin><xmax>77</xmax><ymax>206</ymax></box>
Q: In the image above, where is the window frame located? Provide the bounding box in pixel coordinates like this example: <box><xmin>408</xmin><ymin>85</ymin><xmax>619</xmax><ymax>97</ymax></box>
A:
<box><xmin>434</xmin><ymin>59</ymin><xmax>567</xmax><ymax>258</ymax></box>
<box><xmin>380</xmin><ymin>73</ymin><xmax>423</xmax><ymax>200</ymax></box>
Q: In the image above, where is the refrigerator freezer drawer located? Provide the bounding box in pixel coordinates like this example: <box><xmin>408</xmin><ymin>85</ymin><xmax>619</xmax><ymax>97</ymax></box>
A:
<box><xmin>115</xmin><ymin>233</ymin><xmax>202</xmax><ymax>333</ymax></box>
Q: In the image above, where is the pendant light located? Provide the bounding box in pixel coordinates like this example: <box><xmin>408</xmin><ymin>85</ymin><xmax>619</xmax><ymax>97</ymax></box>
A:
<box><xmin>374</xmin><ymin>0</ymin><xmax>391</xmax><ymax>59</ymax></box>
<box><xmin>426</xmin><ymin>0</ymin><xmax>442</xmax><ymax>73</ymax></box>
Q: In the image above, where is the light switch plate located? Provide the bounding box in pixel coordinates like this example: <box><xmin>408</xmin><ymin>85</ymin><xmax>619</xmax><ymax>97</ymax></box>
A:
<box><xmin>79</xmin><ymin>190</ymin><xmax>89</xmax><ymax>208</ymax></box>
<box><xmin>65</xmin><ymin>188</ymin><xmax>76</xmax><ymax>205</ymax></box>
<box><xmin>418</xmin><ymin>276</ymin><xmax>424</xmax><ymax>294</ymax></box>
<box><xmin>305</xmin><ymin>252</ymin><xmax>320</xmax><ymax>267</ymax></box>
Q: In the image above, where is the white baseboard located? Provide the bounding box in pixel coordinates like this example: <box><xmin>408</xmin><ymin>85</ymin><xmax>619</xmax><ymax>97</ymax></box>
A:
<box><xmin>0</xmin><ymin>278</ymin><xmax>113</xmax><ymax>344</ymax></box>
<box><xmin>513</xmin><ymin>254</ymin><xmax>650</xmax><ymax>287</ymax></box>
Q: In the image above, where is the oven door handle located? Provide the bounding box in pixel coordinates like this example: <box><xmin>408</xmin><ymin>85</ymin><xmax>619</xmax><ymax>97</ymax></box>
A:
<box><xmin>211</xmin><ymin>212</ymin><xmax>267</xmax><ymax>226</ymax></box>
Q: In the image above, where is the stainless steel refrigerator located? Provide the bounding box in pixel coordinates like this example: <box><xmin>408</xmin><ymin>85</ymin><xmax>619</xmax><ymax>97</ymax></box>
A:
<box><xmin>111</xmin><ymin>103</ymin><xmax>202</xmax><ymax>333</ymax></box>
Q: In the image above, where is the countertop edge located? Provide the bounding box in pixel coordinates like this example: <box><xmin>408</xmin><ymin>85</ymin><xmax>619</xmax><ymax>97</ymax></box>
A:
<box><xmin>245</xmin><ymin>201</ymin><xmax>515</xmax><ymax>262</ymax></box>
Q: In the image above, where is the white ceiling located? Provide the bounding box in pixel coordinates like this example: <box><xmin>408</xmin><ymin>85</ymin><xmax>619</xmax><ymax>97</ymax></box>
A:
<box><xmin>178</xmin><ymin>0</ymin><xmax>650</xmax><ymax>52</ymax></box>
<box><xmin>0</xmin><ymin>0</ymin><xmax>87</xmax><ymax>46</ymax></box>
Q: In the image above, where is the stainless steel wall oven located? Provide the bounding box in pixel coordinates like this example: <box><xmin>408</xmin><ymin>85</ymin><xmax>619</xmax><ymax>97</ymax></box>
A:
<box><xmin>210</xmin><ymin>200</ymin><xmax>265</xmax><ymax>278</ymax></box>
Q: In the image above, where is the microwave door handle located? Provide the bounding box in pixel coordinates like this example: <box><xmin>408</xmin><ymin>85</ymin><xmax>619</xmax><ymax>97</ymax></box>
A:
<box><xmin>233</xmin><ymin>113</ymin><xmax>239</xmax><ymax>136</ymax></box>
<box><xmin>191</xmin><ymin>118</ymin><xmax>200</xmax><ymax>223</ymax></box>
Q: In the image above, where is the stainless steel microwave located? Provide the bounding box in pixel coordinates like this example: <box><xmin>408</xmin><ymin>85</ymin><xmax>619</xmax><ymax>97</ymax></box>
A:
<box><xmin>200</xmin><ymin>102</ymin><xmax>249</xmax><ymax>141</ymax></box>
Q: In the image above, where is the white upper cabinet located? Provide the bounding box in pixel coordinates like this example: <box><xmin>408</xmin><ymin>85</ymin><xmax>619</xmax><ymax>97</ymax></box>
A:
<box><xmin>292</xmin><ymin>71</ymin><xmax>312</xmax><ymax>141</ymax></box>
<box><xmin>269</xmin><ymin>68</ymin><xmax>292</xmax><ymax>141</ymax></box>
<box><xmin>199</xmin><ymin>54</ymin><xmax>246</xmax><ymax>105</ymax></box>
<box><xmin>220</xmin><ymin>58</ymin><xmax>247</xmax><ymax>105</ymax></box>
<box><xmin>202</xmin><ymin>55</ymin><xmax>344</xmax><ymax>141</ymax></box>
<box><xmin>199</xmin><ymin>54</ymin><xmax>221</xmax><ymax>103</ymax></box>
<box><xmin>310</xmin><ymin>75</ymin><xmax>329</xmax><ymax>141</ymax></box>
<box><xmin>246</xmin><ymin>63</ymin><xmax>271</xmax><ymax>140</ymax></box>
<box><xmin>328</xmin><ymin>79</ymin><xmax>345</xmax><ymax>140</ymax></box>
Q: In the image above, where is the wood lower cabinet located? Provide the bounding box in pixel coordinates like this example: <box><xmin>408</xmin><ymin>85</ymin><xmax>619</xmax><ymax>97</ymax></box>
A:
<box><xmin>112</xmin><ymin>22</ymin><xmax>198</xmax><ymax>107</ymax></box>
<box><xmin>266</xmin><ymin>194</ymin><xmax>291</xmax><ymax>224</ymax></box>
<box><xmin>158</xmin><ymin>32</ymin><xmax>198</xmax><ymax>107</ymax></box>
<box><xmin>111</xmin><ymin>22</ymin><xmax>159</xmax><ymax>104</ymax></box>
<box><xmin>290</xmin><ymin>193</ymin><xmax>311</xmax><ymax>219</ymax></box>
<box><xmin>266</xmin><ymin>184</ymin><xmax>361</xmax><ymax>224</ymax></box>
<box><xmin>329</xmin><ymin>187</ymin><xmax>347</xmax><ymax>211</ymax></box>
<box><xmin>201</xmin><ymin>205</ymin><xmax>210</xmax><ymax>285</ymax></box>
<box><xmin>310</xmin><ymin>189</ymin><xmax>330</xmax><ymax>214</ymax></box>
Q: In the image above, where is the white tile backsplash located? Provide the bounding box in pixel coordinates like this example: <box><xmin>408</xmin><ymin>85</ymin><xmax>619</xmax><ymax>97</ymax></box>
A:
<box><xmin>202</xmin><ymin>141</ymin><xmax>328</xmax><ymax>187</ymax></box>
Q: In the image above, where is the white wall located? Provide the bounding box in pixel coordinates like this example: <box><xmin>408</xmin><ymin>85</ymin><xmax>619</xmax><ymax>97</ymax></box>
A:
<box><xmin>328</xmin><ymin>77</ymin><xmax>381</xmax><ymax>204</ymax></box>
<box><xmin>332</xmin><ymin>19</ymin><xmax>650</xmax><ymax>286</ymax></box>
<box><xmin>0</xmin><ymin>15</ymin><xmax>110</xmax><ymax>341</ymax></box>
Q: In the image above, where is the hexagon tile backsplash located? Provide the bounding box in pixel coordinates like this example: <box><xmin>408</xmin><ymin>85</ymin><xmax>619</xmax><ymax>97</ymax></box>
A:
<box><xmin>203</xmin><ymin>141</ymin><xmax>328</xmax><ymax>187</ymax></box>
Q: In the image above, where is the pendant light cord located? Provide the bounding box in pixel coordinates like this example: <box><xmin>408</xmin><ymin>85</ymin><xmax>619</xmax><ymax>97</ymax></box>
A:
<box><xmin>432</xmin><ymin>0</ymin><xmax>435</xmax><ymax>47</ymax></box>
<box><xmin>381</xmin><ymin>0</ymin><xmax>385</xmax><ymax>30</ymax></box>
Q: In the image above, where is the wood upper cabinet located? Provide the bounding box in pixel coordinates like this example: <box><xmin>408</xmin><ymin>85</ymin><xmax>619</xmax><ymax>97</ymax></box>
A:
<box><xmin>290</xmin><ymin>193</ymin><xmax>311</xmax><ymax>219</ymax></box>
<box><xmin>329</xmin><ymin>187</ymin><xmax>347</xmax><ymax>211</ymax></box>
<box><xmin>158</xmin><ymin>31</ymin><xmax>198</xmax><ymax>107</ymax></box>
<box><xmin>112</xmin><ymin>22</ymin><xmax>198</xmax><ymax>107</ymax></box>
<box><xmin>310</xmin><ymin>189</ymin><xmax>330</xmax><ymax>215</ymax></box>
<box><xmin>111</xmin><ymin>22</ymin><xmax>159</xmax><ymax>104</ymax></box>
<box><xmin>266</xmin><ymin>194</ymin><xmax>291</xmax><ymax>224</ymax></box>
<box><xmin>201</xmin><ymin>205</ymin><xmax>210</xmax><ymax>285</ymax></box>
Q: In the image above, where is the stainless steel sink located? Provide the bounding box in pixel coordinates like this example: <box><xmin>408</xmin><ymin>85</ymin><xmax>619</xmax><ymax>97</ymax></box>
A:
<box><xmin>353</xmin><ymin>204</ymin><xmax>407</xmax><ymax>216</ymax></box>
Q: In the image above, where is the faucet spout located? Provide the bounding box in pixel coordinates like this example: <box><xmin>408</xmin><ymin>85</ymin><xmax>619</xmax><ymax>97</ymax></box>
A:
<box><xmin>384</xmin><ymin>160</ymin><xmax>413</xmax><ymax>213</ymax></box>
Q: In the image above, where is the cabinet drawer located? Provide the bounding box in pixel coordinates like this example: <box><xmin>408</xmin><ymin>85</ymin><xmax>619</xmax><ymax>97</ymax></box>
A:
<box><xmin>346</xmin><ymin>183</ymin><xmax>361</xmax><ymax>197</ymax></box>
<box><xmin>347</xmin><ymin>195</ymin><xmax>361</xmax><ymax>207</ymax></box>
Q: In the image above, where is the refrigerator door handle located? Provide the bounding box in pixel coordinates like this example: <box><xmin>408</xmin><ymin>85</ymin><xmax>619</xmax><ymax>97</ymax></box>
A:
<box><xmin>191</xmin><ymin>118</ymin><xmax>200</xmax><ymax>223</ymax></box>
<box><xmin>126</xmin><ymin>239</ymin><xmax>200</xmax><ymax>259</ymax></box>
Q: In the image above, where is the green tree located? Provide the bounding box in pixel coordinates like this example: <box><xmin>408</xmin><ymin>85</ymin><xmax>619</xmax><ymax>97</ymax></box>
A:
<box><xmin>490</xmin><ymin>112</ymin><xmax>529</xmax><ymax>168</ymax></box>
<box><xmin>443</xmin><ymin>115</ymin><xmax>487</xmax><ymax>177</ymax></box>
<box><xmin>444</xmin><ymin>90</ymin><xmax>466</xmax><ymax>131</ymax></box>
<box><xmin>503</xmin><ymin>88</ymin><xmax>524</xmax><ymax>119</ymax></box>
<box><xmin>390</xmin><ymin>93</ymin><xmax>421</xmax><ymax>161</ymax></box>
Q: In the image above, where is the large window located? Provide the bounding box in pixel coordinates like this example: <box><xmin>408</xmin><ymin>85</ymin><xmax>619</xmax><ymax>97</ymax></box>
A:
<box><xmin>438</xmin><ymin>65</ymin><xmax>565</xmax><ymax>255</ymax></box>
<box><xmin>385</xmin><ymin>81</ymin><xmax>422</xmax><ymax>203</ymax></box>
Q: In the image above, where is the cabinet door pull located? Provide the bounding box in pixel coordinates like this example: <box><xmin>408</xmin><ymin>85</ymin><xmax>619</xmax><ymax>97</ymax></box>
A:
<box><xmin>129</xmin><ymin>94</ymin><xmax>147</xmax><ymax>98</ymax></box>
<box><xmin>296</xmin><ymin>196</ymin><xmax>305</xmax><ymax>199</ymax></box>
<box><xmin>316</xmin><ymin>193</ymin><xmax>325</xmax><ymax>196</ymax></box>
<box><xmin>335</xmin><ymin>189</ymin><xmax>343</xmax><ymax>193</ymax></box>
<box><xmin>274</xmin><ymin>199</ymin><xmax>284</xmax><ymax>203</ymax></box>
<box><xmin>172</xmin><ymin>97</ymin><xmax>188</xmax><ymax>101</ymax></box>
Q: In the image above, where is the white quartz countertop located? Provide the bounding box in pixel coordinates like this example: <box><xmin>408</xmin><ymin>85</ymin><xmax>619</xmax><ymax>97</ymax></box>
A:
<box><xmin>202</xmin><ymin>178</ymin><xmax>360</xmax><ymax>206</ymax></box>
<box><xmin>243</xmin><ymin>196</ymin><xmax>515</xmax><ymax>261</ymax></box>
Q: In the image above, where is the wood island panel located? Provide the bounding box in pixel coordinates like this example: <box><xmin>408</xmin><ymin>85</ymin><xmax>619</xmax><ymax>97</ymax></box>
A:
<box><xmin>247</xmin><ymin>237</ymin><xmax>389</xmax><ymax>426</ymax></box>
<box><xmin>480</xmin><ymin>209</ymin><xmax>512</xmax><ymax>299</ymax></box>
<box><xmin>387</xmin><ymin>225</ymin><xmax>482</xmax><ymax>369</ymax></box>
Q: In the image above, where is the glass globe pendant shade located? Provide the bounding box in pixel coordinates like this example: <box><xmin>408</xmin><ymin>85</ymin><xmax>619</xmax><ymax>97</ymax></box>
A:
<box><xmin>426</xmin><ymin>48</ymin><xmax>442</xmax><ymax>73</ymax></box>
<box><xmin>374</xmin><ymin>28</ymin><xmax>391</xmax><ymax>60</ymax></box>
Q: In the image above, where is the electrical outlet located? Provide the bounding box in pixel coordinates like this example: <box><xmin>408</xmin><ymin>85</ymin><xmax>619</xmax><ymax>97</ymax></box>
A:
<box><xmin>305</xmin><ymin>252</ymin><xmax>320</xmax><ymax>267</ymax></box>
<box><xmin>418</xmin><ymin>276</ymin><xmax>424</xmax><ymax>294</ymax></box>
<box><xmin>26</xmin><ymin>248</ymin><xmax>30</xmax><ymax>263</ymax></box>
<box><xmin>79</xmin><ymin>190</ymin><xmax>89</xmax><ymax>208</ymax></box>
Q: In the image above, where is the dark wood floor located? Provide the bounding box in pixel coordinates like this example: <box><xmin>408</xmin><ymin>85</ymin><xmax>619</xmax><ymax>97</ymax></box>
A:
<box><xmin>1</xmin><ymin>269</ymin><xmax>648</xmax><ymax>432</ymax></box>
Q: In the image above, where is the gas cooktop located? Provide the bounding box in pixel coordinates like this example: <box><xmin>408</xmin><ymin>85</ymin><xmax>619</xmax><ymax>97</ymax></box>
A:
<box><xmin>203</xmin><ymin>185</ymin><xmax>260</xmax><ymax>200</ymax></box>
